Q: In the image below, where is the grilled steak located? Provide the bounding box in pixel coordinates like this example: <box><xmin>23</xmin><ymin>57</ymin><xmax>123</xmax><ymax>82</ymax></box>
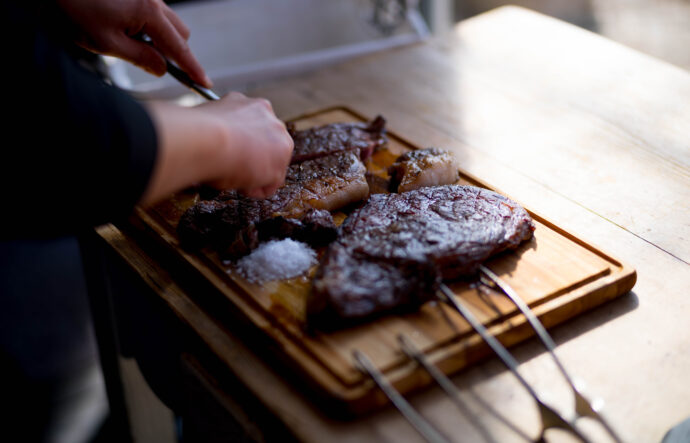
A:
<box><xmin>177</xmin><ymin>151</ymin><xmax>368</xmax><ymax>258</ymax></box>
<box><xmin>178</xmin><ymin>198</ymin><xmax>337</xmax><ymax>259</ymax></box>
<box><xmin>288</xmin><ymin>116</ymin><xmax>387</xmax><ymax>163</ymax></box>
<box><xmin>308</xmin><ymin>242</ymin><xmax>440</xmax><ymax>329</ymax></box>
<box><xmin>308</xmin><ymin>185</ymin><xmax>535</xmax><ymax>328</ymax></box>
<box><xmin>178</xmin><ymin>116</ymin><xmax>387</xmax><ymax>257</ymax></box>
<box><xmin>388</xmin><ymin>148</ymin><xmax>460</xmax><ymax>193</ymax></box>
<box><xmin>279</xmin><ymin>151</ymin><xmax>369</xmax><ymax>217</ymax></box>
<box><xmin>176</xmin><ymin>199</ymin><xmax>228</xmax><ymax>250</ymax></box>
<box><xmin>257</xmin><ymin>209</ymin><xmax>337</xmax><ymax>245</ymax></box>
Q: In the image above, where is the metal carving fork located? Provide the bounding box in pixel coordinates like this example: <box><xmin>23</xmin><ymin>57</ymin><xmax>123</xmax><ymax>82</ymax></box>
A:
<box><xmin>475</xmin><ymin>265</ymin><xmax>622</xmax><ymax>442</ymax></box>
<box><xmin>437</xmin><ymin>282</ymin><xmax>590</xmax><ymax>442</ymax></box>
<box><xmin>352</xmin><ymin>267</ymin><xmax>621</xmax><ymax>442</ymax></box>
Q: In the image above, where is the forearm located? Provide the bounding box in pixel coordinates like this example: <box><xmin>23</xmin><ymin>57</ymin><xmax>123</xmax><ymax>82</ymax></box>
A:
<box><xmin>140</xmin><ymin>101</ymin><xmax>229</xmax><ymax>206</ymax></box>
<box><xmin>140</xmin><ymin>93</ymin><xmax>294</xmax><ymax>206</ymax></box>
<box><xmin>0</xmin><ymin>1</ymin><xmax>159</xmax><ymax>238</ymax></box>
<box><xmin>1</xmin><ymin>0</ymin><xmax>291</xmax><ymax>239</ymax></box>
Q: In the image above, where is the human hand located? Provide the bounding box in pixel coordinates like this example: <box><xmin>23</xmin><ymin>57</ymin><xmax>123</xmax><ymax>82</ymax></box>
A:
<box><xmin>198</xmin><ymin>93</ymin><xmax>294</xmax><ymax>198</ymax></box>
<box><xmin>142</xmin><ymin>93</ymin><xmax>294</xmax><ymax>205</ymax></box>
<box><xmin>56</xmin><ymin>0</ymin><xmax>211</xmax><ymax>87</ymax></box>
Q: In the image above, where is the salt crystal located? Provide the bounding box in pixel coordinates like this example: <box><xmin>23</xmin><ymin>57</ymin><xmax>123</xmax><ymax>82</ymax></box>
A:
<box><xmin>235</xmin><ymin>239</ymin><xmax>318</xmax><ymax>283</ymax></box>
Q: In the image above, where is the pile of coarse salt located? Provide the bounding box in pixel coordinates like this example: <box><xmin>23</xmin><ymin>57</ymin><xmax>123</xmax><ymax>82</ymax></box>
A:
<box><xmin>235</xmin><ymin>239</ymin><xmax>318</xmax><ymax>283</ymax></box>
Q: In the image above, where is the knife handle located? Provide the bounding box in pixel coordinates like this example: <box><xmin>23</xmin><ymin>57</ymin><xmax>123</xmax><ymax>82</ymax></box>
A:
<box><xmin>134</xmin><ymin>32</ymin><xmax>220</xmax><ymax>101</ymax></box>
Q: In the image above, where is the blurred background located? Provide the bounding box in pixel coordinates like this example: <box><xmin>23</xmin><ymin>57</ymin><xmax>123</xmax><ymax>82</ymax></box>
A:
<box><xmin>109</xmin><ymin>0</ymin><xmax>690</xmax><ymax>100</ymax></box>
<box><xmin>451</xmin><ymin>0</ymin><xmax>690</xmax><ymax>70</ymax></box>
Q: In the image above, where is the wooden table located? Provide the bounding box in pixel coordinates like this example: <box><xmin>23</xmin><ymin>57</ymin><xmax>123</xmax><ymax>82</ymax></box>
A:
<box><xmin>92</xmin><ymin>6</ymin><xmax>690</xmax><ymax>442</ymax></box>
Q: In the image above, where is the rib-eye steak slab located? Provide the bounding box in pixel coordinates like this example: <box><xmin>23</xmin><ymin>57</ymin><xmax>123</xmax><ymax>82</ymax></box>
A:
<box><xmin>308</xmin><ymin>185</ymin><xmax>535</xmax><ymax>328</ymax></box>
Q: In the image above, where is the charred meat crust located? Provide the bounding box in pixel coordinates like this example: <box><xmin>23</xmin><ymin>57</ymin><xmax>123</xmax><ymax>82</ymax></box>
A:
<box><xmin>339</xmin><ymin>185</ymin><xmax>535</xmax><ymax>277</ymax></box>
<box><xmin>257</xmin><ymin>210</ymin><xmax>337</xmax><ymax>245</ymax></box>
<box><xmin>307</xmin><ymin>185</ymin><xmax>535</xmax><ymax>327</ymax></box>
<box><xmin>176</xmin><ymin>200</ymin><xmax>227</xmax><ymax>250</ymax></box>
<box><xmin>287</xmin><ymin>116</ymin><xmax>387</xmax><ymax>163</ymax></box>
<box><xmin>178</xmin><ymin>201</ymin><xmax>337</xmax><ymax>259</ymax></box>
<box><xmin>388</xmin><ymin>147</ymin><xmax>460</xmax><ymax>193</ymax></box>
<box><xmin>280</xmin><ymin>151</ymin><xmax>369</xmax><ymax>216</ymax></box>
<box><xmin>308</xmin><ymin>244</ymin><xmax>439</xmax><ymax>331</ymax></box>
<box><xmin>177</xmin><ymin>151</ymin><xmax>369</xmax><ymax>259</ymax></box>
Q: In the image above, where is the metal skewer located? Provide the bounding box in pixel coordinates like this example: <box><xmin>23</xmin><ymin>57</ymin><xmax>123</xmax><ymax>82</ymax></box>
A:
<box><xmin>353</xmin><ymin>350</ymin><xmax>451</xmax><ymax>443</ymax></box>
<box><xmin>438</xmin><ymin>283</ymin><xmax>590</xmax><ymax>442</ymax></box>
<box><xmin>477</xmin><ymin>265</ymin><xmax>622</xmax><ymax>442</ymax></box>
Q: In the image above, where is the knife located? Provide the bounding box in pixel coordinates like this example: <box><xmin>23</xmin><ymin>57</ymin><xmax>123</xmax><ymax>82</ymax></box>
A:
<box><xmin>135</xmin><ymin>33</ymin><xmax>220</xmax><ymax>101</ymax></box>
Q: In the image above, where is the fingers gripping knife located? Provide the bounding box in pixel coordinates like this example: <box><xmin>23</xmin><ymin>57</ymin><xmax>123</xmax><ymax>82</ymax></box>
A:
<box><xmin>353</xmin><ymin>267</ymin><xmax>622</xmax><ymax>443</ymax></box>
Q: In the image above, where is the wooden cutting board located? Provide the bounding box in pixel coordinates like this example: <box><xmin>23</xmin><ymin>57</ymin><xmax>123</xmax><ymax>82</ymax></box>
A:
<box><xmin>130</xmin><ymin>106</ymin><xmax>636</xmax><ymax>416</ymax></box>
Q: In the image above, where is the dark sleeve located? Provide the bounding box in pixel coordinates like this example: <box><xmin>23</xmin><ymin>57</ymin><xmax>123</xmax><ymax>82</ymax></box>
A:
<box><xmin>0</xmin><ymin>2</ymin><xmax>158</xmax><ymax>239</ymax></box>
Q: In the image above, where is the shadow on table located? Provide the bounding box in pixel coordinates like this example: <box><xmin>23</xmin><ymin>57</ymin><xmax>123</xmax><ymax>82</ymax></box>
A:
<box><xmin>386</xmin><ymin>290</ymin><xmax>639</xmax><ymax>442</ymax></box>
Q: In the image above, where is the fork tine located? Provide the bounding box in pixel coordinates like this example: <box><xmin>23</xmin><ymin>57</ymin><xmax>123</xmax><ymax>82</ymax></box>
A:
<box><xmin>398</xmin><ymin>333</ymin><xmax>533</xmax><ymax>442</ymax></box>
<box><xmin>478</xmin><ymin>265</ymin><xmax>622</xmax><ymax>442</ymax></box>
<box><xmin>437</xmin><ymin>283</ymin><xmax>590</xmax><ymax>442</ymax></box>
<box><xmin>477</xmin><ymin>266</ymin><xmax>569</xmax><ymax>382</ymax></box>
<box><xmin>353</xmin><ymin>350</ymin><xmax>451</xmax><ymax>443</ymax></box>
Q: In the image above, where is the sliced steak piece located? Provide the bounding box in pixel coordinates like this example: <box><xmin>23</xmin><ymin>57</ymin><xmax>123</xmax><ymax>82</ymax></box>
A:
<box><xmin>257</xmin><ymin>209</ymin><xmax>337</xmax><ymax>245</ymax></box>
<box><xmin>278</xmin><ymin>151</ymin><xmax>369</xmax><ymax>217</ymax></box>
<box><xmin>388</xmin><ymin>148</ymin><xmax>460</xmax><ymax>193</ymax></box>
<box><xmin>308</xmin><ymin>185</ymin><xmax>535</xmax><ymax>328</ymax></box>
<box><xmin>177</xmin><ymin>195</ymin><xmax>259</xmax><ymax>257</ymax></box>
<box><xmin>288</xmin><ymin>116</ymin><xmax>387</xmax><ymax>163</ymax></box>
<box><xmin>177</xmin><ymin>151</ymin><xmax>368</xmax><ymax>258</ymax></box>
<box><xmin>176</xmin><ymin>199</ymin><xmax>227</xmax><ymax>250</ymax></box>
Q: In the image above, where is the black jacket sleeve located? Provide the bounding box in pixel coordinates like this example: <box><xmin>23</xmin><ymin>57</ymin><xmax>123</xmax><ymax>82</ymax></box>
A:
<box><xmin>1</xmin><ymin>2</ymin><xmax>158</xmax><ymax>239</ymax></box>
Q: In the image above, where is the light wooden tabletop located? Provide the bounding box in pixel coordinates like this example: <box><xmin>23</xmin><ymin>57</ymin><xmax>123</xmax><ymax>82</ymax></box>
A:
<box><xmin>251</xmin><ymin>5</ymin><xmax>690</xmax><ymax>441</ymax></box>
<box><xmin>106</xmin><ymin>5</ymin><xmax>690</xmax><ymax>442</ymax></box>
